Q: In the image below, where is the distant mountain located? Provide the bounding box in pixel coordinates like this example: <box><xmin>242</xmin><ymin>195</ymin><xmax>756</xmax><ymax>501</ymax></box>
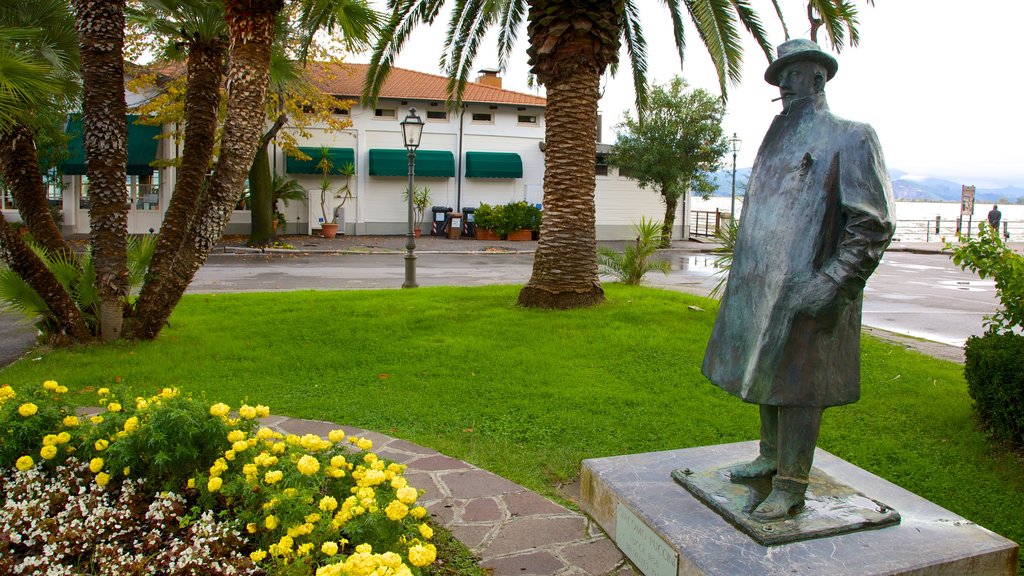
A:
<box><xmin>708</xmin><ymin>168</ymin><xmax>1024</xmax><ymax>204</ymax></box>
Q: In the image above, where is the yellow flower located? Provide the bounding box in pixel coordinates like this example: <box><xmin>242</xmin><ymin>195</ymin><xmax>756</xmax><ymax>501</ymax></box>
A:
<box><xmin>18</xmin><ymin>403</ymin><xmax>38</xmax><ymax>417</ymax></box>
<box><xmin>106</xmin><ymin>402</ymin><xmax>122</xmax><ymax>413</ymax></box>
<box><xmin>355</xmin><ymin>543</ymin><xmax>372</xmax><ymax>554</ymax></box>
<box><xmin>123</xmin><ymin>416</ymin><xmax>140</xmax><ymax>433</ymax></box>
<box><xmin>56</xmin><ymin>432</ymin><xmax>70</xmax><ymax>444</ymax></box>
<box><xmin>238</xmin><ymin>405</ymin><xmax>257</xmax><ymax>419</ymax></box>
<box><xmin>224</xmin><ymin>450</ymin><xmax>236</xmax><ymax>461</ymax></box>
<box><xmin>357</xmin><ymin>438</ymin><xmax>373</xmax><ymax>451</ymax></box>
<box><xmin>265</xmin><ymin>515</ymin><xmax>279</xmax><ymax>530</ymax></box>
<box><xmin>123</xmin><ymin>467</ymin><xmax>130</xmax><ymax>476</ymax></box>
<box><xmin>410</xmin><ymin>506</ymin><xmax>427</xmax><ymax>520</ymax></box>
<box><xmin>272</xmin><ymin>442</ymin><xmax>286</xmax><ymax>454</ymax></box>
<box><xmin>247</xmin><ymin>523</ymin><xmax>258</xmax><ymax>534</ymax></box>
<box><xmin>89</xmin><ymin>457</ymin><xmax>105</xmax><ymax>473</ymax></box>
<box><xmin>277</xmin><ymin>535</ymin><xmax>294</xmax><ymax>552</ymax></box>
<box><xmin>319</xmin><ymin>496</ymin><xmax>338</xmax><ymax>512</ymax></box>
<box><xmin>232</xmin><ymin>440</ymin><xmax>249</xmax><ymax>453</ymax></box>
<box><xmin>391</xmin><ymin>476</ymin><xmax>408</xmax><ymax>490</ymax></box>
<box><xmin>56</xmin><ymin>386</ymin><xmax>68</xmax><ymax>394</ymax></box>
<box><xmin>296</xmin><ymin>454</ymin><xmax>320</xmax><ymax>476</ymax></box>
<box><xmin>418</xmin><ymin>523</ymin><xmax>433</xmax><ymax>539</ymax></box>
<box><xmin>209</xmin><ymin>403</ymin><xmax>230</xmax><ymax>418</ymax></box>
<box><xmin>255</xmin><ymin>404</ymin><xmax>270</xmax><ymax>418</ymax></box>
<box><xmin>396</xmin><ymin>486</ymin><xmax>419</xmax><ymax>505</ymax></box>
<box><xmin>250</xmin><ymin>549</ymin><xmax>267</xmax><ymax>562</ymax></box>
<box><xmin>97</xmin><ymin>387</ymin><xmax>110</xmax><ymax>396</ymax></box>
<box><xmin>328</xmin><ymin>429</ymin><xmax>346</xmax><ymax>443</ymax></box>
<box><xmin>187</xmin><ymin>478</ymin><xmax>195</xmax><ymax>489</ymax></box>
<box><xmin>40</xmin><ymin>445</ymin><xmax>58</xmax><ymax>460</ymax></box>
<box><xmin>0</xmin><ymin>385</ymin><xmax>15</xmax><ymax>402</ymax></box>
<box><xmin>158</xmin><ymin>387</ymin><xmax>178</xmax><ymax>399</ymax></box>
<box><xmin>227</xmin><ymin>430</ymin><xmax>246</xmax><ymax>443</ymax></box>
<box><xmin>321</xmin><ymin>541</ymin><xmax>339</xmax><ymax>556</ymax></box>
<box><xmin>385</xmin><ymin>500</ymin><xmax>409</xmax><ymax>521</ymax></box>
<box><xmin>16</xmin><ymin>455</ymin><xmax>34</xmax><ymax>471</ymax></box>
<box><xmin>407</xmin><ymin>543</ymin><xmax>436</xmax><ymax>567</ymax></box>
<box><xmin>330</xmin><ymin>455</ymin><xmax>347</xmax><ymax>468</ymax></box>
<box><xmin>43</xmin><ymin>434</ymin><xmax>59</xmax><ymax>446</ymax></box>
<box><xmin>94</xmin><ymin>439</ymin><xmax>109</xmax><ymax>451</ymax></box>
<box><xmin>43</xmin><ymin>380</ymin><xmax>59</xmax><ymax>391</ymax></box>
<box><xmin>256</xmin><ymin>427</ymin><xmax>275</xmax><ymax>440</ymax></box>
<box><xmin>90</xmin><ymin>415</ymin><xmax>104</xmax><ymax>425</ymax></box>
<box><xmin>207</xmin><ymin>477</ymin><xmax>223</xmax><ymax>492</ymax></box>
<box><xmin>96</xmin><ymin>472</ymin><xmax>110</xmax><ymax>487</ymax></box>
<box><xmin>264</xmin><ymin>469</ymin><xmax>283</xmax><ymax>484</ymax></box>
<box><xmin>135</xmin><ymin>398</ymin><xmax>149</xmax><ymax>410</ymax></box>
<box><xmin>297</xmin><ymin>542</ymin><xmax>313</xmax><ymax>556</ymax></box>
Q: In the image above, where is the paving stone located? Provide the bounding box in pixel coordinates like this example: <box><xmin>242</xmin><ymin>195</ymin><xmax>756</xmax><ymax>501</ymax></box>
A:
<box><xmin>375</xmin><ymin>447</ymin><xmax>418</xmax><ymax>465</ymax></box>
<box><xmin>460</xmin><ymin>497</ymin><xmax>503</xmax><ymax>522</ymax></box>
<box><xmin>407</xmin><ymin>454</ymin><xmax>474</xmax><ymax>472</ymax></box>
<box><xmin>484</xmin><ymin>516</ymin><xmax>588</xmax><ymax>557</ymax></box>
<box><xmin>426</xmin><ymin>501</ymin><xmax>456</xmax><ymax>525</ymax></box>
<box><xmin>481</xmin><ymin>551</ymin><xmax>566</xmax><ymax>576</ymax></box>
<box><xmin>505</xmin><ymin>490</ymin><xmax>570</xmax><ymax>517</ymax></box>
<box><xmin>440</xmin><ymin>469</ymin><xmax>525</xmax><ymax>499</ymax></box>
<box><xmin>403</xmin><ymin>471</ymin><xmax>445</xmax><ymax>503</ymax></box>
<box><xmin>387</xmin><ymin>439</ymin><xmax>439</xmax><ymax>455</ymax></box>
<box><xmin>558</xmin><ymin>538</ymin><xmax>626</xmax><ymax>576</ymax></box>
<box><xmin>275</xmin><ymin>418</ymin><xmax>342</xmax><ymax>437</ymax></box>
<box><xmin>448</xmin><ymin>523</ymin><xmax>494</xmax><ymax>551</ymax></box>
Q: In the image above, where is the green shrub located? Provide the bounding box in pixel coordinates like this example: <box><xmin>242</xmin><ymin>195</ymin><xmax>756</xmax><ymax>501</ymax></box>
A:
<box><xmin>948</xmin><ymin>225</ymin><xmax>1024</xmax><ymax>335</ymax></box>
<box><xmin>964</xmin><ymin>333</ymin><xmax>1024</xmax><ymax>449</ymax></box>
<box><xmin>473</xmin><ymin>203</ymin><xmax>503</xmax><ymax>233</ymax></box>
<box><xmin>596</xmin><ymin>218</ymin><xmax>670</xmax><ymax>285</ymax></box>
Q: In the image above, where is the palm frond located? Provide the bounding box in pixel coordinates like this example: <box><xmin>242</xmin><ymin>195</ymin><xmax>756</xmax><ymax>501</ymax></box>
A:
<box><xmin>809</xmin><ymin>0</ymin><xmax>861</xmax><ymax>52</ymax></box>
<box><xmin>441</xmin><ymin>0</ymin><xmax>500</xmax><ymax>108</ymax></box>
<box><xmin>296</xmin><ymin>0</ymin><xmax>381</xmax><ymax>62</ymax></box>
<box><xmin>683</xmin><ymin>0</ymin><xmax>744</xmax><ymax>98</ymax></box>
<box><xmin>597</xmin><ymin>218</ymin><xmax>670</xmax><ymax>286</ymax></box>
<box><xmin>494</xmin><ymin>0</ymin><xmax>526</xmax><ymax>70</ymax></box>
<box><xmin>127</xmin><ymin>234</ymin><xmax>158</xmax><ymax>294</ymax></box>
<box><xmin>659</xmin><ymin>0</ymin><xmax>687</xmax><ymax>65</ymax></box>
<box><xmin>708</xmin><ymin>217</ymin><xmax>738</xmax><ymax>300</ymax></box>
<box><xmin>731</xmin><ymin>0</ymin><xmax>773</xmax><ymax>63</ymax></box>
<box><xmin>0</xmin><ymin>267</ymin><xmax>49</xmax><ymax>321</ymax></box>
<box><xmin>363</xmin><ymin>0</ymin><xmax>445</xmax><ymax>107</ymax></box>
<box><xmin>0</xmin><ymin>44</ymin><xmax>63</xmax><ymax>129</ymax></box>
<box><xmin>622</xmin><ymin>0</ymin><xmax>650</xmax><ymax>115</ymax></box>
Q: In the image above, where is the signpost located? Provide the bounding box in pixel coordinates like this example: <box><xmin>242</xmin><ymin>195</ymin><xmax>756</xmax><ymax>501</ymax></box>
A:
<box><xmin>960</xmin><ymin>185</ymin><xmax>975</xmax><ymax>237</ymax></box>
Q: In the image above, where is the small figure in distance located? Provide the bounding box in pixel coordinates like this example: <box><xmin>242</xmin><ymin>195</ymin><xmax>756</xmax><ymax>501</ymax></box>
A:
<box><xmin>701</xmin><ymin>38</ymin><xmax>896</xmax><ymax>522</ymax></box>
<box><xmin>987</xmin><ymin>204</ymin><xmax>1002</xmax><ymax>231</ymax></box>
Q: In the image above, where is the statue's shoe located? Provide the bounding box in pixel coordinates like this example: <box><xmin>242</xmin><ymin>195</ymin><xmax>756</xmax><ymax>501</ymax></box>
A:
<box><xmin>726</xmin><ymin>456</ymin><xmax>777</xmax><ymax>479</ymax></box>
<box><xmin>750</xmin><ymin>487</ymin><xmax>805</xmax><ymax>521</ymax></box>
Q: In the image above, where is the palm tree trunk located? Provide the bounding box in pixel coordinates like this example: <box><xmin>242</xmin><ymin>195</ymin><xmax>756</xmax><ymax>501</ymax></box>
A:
<box><xmin>518</xmin><ymin>65</ymin><xmax>604</xmax><ymax>309</ymax></box>
<box><xmin>0</xmin><ymin>211</ymin><xmax>91</xmax><ymax>342</ymax></box>
<box><xmin>75</xmin><ymin>0</ymin><xmax>128</xmax><ymax>343</ymax></box>
<box><xmin>136</xmin><ymin>41</ymin><xmax>224</xmax><ymax>307</ymax></box>
<box><xmin>131</xmin><ymin>0</ymin><xmax>282</xmax><ymax>340</ymax></box>
<box><xmin>0</xmin><ymin>124</ymin><xmax>75</xmax><ymax>260</ymax></box>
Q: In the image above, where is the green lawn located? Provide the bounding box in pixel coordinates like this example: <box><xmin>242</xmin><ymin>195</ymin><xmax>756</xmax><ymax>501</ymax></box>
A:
<box><xmin>2</xmin><ymin>284</ymin><xmax>1022</xmax><ymax>559</ymax></box>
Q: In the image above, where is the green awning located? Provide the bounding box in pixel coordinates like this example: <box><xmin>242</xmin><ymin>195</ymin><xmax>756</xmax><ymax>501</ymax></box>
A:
<box><xmin>368</xmin><ymin>149</ymin><xmax>455</xmax><ymax>178</ymax></box>
<box><xmin>286</xmin><ymin>147</ymin><xmax>355</xmax><ymax>175</ymax></box>
<box><xmin>62</xmin><ymin>115</ymin><xmax>162</xmax><ymax>176</ymax></box>
<box><xmin>465</xmin><ymin>151</ymin><xmax>523</xmax><ymax>179</ymax></box>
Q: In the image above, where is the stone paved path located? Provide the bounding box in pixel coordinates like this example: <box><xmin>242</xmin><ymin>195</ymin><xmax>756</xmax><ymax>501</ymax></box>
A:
<box><xmin>262</xmin><ymin>414</ymin><xmax>637</xmax><ymax>576</ymax></box>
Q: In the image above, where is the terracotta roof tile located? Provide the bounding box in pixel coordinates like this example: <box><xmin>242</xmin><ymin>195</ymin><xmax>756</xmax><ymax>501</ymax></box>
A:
<box><xmin>307</xmin><ymin>62</ymin><xmax>545</xmax><ymax>108</ymax></box>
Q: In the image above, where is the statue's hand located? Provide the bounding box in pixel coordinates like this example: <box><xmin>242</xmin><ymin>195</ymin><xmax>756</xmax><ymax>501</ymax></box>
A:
<box><xmin>795</xmin><ymin>272</ymin><xmax>841</xmax><ymax>317</ymax></box>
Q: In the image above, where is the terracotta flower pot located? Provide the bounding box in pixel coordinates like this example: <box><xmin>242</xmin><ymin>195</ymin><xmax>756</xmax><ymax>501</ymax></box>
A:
<box><xmin>476</xmin><ymin>228</ymin><xmax>500</xmax><ymax>241</ymax></box>
<box><xmin>321</xmin><ymin>223</ymin><xmax>339</xmax><ymax>239</ymax></box>
<box><xmin>507</xmin><ymin>229</ymin><xmax>532</xmax><ymax>241</ymax></box>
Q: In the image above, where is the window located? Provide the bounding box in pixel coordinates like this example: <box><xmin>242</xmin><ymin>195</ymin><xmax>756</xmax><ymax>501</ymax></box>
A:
<box><xmin>595</xmin><ymin>164</ymin><xmax>609</xmax><ymax>176</ymax></box>
<box><xmin>134</xmin><ymin>172</ymin><xmax>160</xmax><ymax>210</ymax></box>
<box><xmin>618</xmin><ymin>166</ymin><xmax>634</xmax><ymax>179</ymax></box>
<box><xmin>517</xmin><ymin>114</ymin><xmax>538</xmax><ymax>125</ymax></box>
<box><xmin>79</xmin><ymin>176</ymin><xmax>90</xmax><ymax>209</ymax></box>
<box><xmin>471</xmin><ymin>112</ymin><xmax>493</xmax><ymax>123</ymax></box>
<box><xmin>1</xmin><ymin>184</ymin><xmax>15</xmax><ymax>210</ymax></box>
<box><xmin>426</xmin><ymin>110</ymin><xmax>447</xmax><ymax>121</ymax></box>
<box><xmin>332</xmin><ymin>107</ymin><xmax>350</xmax><ymax>116</ymax></box>
<box><xmin>375</xmin><ymin>108</ymin><xmax>396</xmax><ymax>119</ymax></box>
<box><xmin>235</xmin><ymin>178</ymin><xmax>251</xmax><ymax>211</ymax></box>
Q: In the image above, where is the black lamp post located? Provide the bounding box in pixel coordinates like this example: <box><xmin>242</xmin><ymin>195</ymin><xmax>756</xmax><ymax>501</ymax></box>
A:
<box><xmin>729</xmin><ymin>132</ymin><xmax>742</xmax><ymax>219</ymax></box>
<box><xmin>400</xmin><ymin>108</ymin><xmax>424</xmax><ymax>288</ymax></box>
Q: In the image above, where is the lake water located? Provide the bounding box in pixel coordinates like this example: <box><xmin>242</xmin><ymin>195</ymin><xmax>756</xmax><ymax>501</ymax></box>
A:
<box><xmin>692</xmin><ymin>197</ymin><xmax>1024</xmax><ymax>242</ymax></box>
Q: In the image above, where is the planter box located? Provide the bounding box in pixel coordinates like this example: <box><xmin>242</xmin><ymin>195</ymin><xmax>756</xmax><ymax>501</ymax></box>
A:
<box><xmin>476</xmin><ymin>228</ymin><xmax>500</xmax><ymax>241</ymax></box>
<box><xmin>507</xmin><ymin>229</ymin><xmax>532</xmax><ymax>241</ymax></box>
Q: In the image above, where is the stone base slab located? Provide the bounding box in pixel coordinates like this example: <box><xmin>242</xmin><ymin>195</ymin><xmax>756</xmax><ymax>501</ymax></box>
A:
<box><xmin>581</xmin><ymin>441</ymin><xmax>1019</xmax><ymax>575</ymax></box>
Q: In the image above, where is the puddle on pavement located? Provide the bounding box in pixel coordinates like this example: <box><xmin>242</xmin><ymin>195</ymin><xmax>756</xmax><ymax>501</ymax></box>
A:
<box><xmin>670</xmin><ymin>255</ymin><xmax>723</xmax><ymax>272</ymax></box>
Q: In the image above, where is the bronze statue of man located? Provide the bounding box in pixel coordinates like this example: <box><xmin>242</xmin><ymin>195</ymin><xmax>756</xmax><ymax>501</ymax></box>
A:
<box><xmin>702</xmin><ymin>39</ymin><xmax>896</xmax><ymax>521</ymax></box>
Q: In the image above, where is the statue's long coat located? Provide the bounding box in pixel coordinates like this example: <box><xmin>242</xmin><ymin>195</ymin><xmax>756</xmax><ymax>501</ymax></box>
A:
<box><xmin>702</xmin><ymin>96</ymin><xmax>895</xmax><ymax>407</ymax></box>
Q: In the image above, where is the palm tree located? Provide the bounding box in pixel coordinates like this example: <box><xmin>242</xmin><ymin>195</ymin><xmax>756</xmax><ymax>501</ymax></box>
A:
<box><xmin>0</xmin><ymin>1</ymin><xmax>79</xmax><ymax>261</ymax></box>
<box><xmin>364</xmin><ymin>0</ymin><xmax>867</xmax><ymax>309</ymax></box>
<box><xmin>74</xmin><ymin>0</ymin><xmax>131</xmax><ymax>342</ymax></box>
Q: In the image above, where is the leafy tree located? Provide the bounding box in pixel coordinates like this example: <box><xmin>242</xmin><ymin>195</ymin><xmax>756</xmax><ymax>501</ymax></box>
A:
<box><xmin>364</xmin><ymin>0</ymin><xmax>869</xmax><ymax>310</ymax></box>
<box><xmin>609</xmin><ymin>77</ymin><xmax>728</xmax><ymax>247</ymax></box>
<box><xmin>949</xmin><ymin>225</ymin><xmax>1024</xmax><ymax>336</ymax></box>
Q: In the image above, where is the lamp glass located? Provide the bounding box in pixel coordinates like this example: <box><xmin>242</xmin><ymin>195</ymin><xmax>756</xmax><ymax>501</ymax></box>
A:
<box><xmin>401</xmin><ymin>108</ymin><xmax>424</xmax><ymax>150</ymax></box>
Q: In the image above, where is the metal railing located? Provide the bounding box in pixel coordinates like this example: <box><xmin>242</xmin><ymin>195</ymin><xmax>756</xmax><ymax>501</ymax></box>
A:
<box><xmin>691</xmin><ymin>209</ymin><xmax>728</xmax><ymax>238</ymax></box>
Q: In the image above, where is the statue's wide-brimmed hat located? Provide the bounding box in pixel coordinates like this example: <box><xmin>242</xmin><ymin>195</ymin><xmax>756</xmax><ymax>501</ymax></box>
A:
<box><xmin>764</xmin><ymin>38</ymin><xmax>838</xmax><ymax>86</ymax></box>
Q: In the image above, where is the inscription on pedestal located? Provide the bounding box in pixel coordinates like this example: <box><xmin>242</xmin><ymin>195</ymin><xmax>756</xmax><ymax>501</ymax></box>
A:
<box><xmin>615</xmin><ymin>503</ymin><xmax>678</xmax><ymax>576</ymax></box>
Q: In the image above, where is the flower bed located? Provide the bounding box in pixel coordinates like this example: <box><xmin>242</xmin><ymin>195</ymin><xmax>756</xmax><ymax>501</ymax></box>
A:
<box><xmin>0</xmin><ymin>381</ymin><xmax>438</xmax><ymax>575</ymax></box>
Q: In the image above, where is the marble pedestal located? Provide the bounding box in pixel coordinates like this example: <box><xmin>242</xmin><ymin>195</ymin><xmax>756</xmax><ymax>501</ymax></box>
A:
<box><xmin>581</xmin><ymin>442</ymin><xmax>1019</xmax><ymax>575</ymax></box>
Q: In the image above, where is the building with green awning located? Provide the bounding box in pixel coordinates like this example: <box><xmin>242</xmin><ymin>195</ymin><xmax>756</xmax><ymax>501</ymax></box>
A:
<box><xmin>464</xmin><ymin>151</ymin><xmax>523</xmax><ymax>179</ymax></box>
<box><xmin>61</xmin><ymin>115</ymin><xmax>162</xmax><ymax>176</ymax></box>
<box><xmin>368</xmin><ymin>149</ymin><xmax>455</xmax><ymax>178</ymax></box>
<box><xmin>286</xmin><ymin>147</ymin><xmax>355</xmax><ymax>174</ymax></box>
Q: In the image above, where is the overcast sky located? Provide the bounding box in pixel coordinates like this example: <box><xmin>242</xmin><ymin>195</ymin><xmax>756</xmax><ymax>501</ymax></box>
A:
<box><xmin>360</xmin><ymin>1</ymin><xmax>1023</xmax><ymax>188</ymax></box>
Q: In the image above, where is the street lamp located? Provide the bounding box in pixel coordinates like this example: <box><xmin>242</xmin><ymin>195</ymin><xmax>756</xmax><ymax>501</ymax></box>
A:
<box><xmin>400</xmin><ymin>108</ymin><xmax>424</xmax><ymax>288</ymax></box>
<box><xmin>729</xmin><ymin>132</ymin><xmax>742</xmax><ymax>220</ymax></box>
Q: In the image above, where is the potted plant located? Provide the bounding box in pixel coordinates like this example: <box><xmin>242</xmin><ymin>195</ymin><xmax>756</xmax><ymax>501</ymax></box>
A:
<box><xmin>314</xmin><ymin>146</ymin><xmax>353</xmax><ymax>239</ymax></box>
<box><xmin>502</xmin><ymin>201</ymin><xmax>534</xmax><ymax>241</ymax></box>
<box><xmin>473</xmin><ymin>203</ymin><xmax>502</xmax><ymax>241</ymax></box>
<box><xmin>403</xmin><ymin>185</ymin><xmax>431</xmax><ymax>237</ymax></box>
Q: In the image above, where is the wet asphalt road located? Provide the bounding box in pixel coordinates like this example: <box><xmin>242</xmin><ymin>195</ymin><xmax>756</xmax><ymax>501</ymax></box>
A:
<box><xmin>0</xmin><ymin>249</ymin><xmax>994</xmax><ymax>367</ymax></box>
